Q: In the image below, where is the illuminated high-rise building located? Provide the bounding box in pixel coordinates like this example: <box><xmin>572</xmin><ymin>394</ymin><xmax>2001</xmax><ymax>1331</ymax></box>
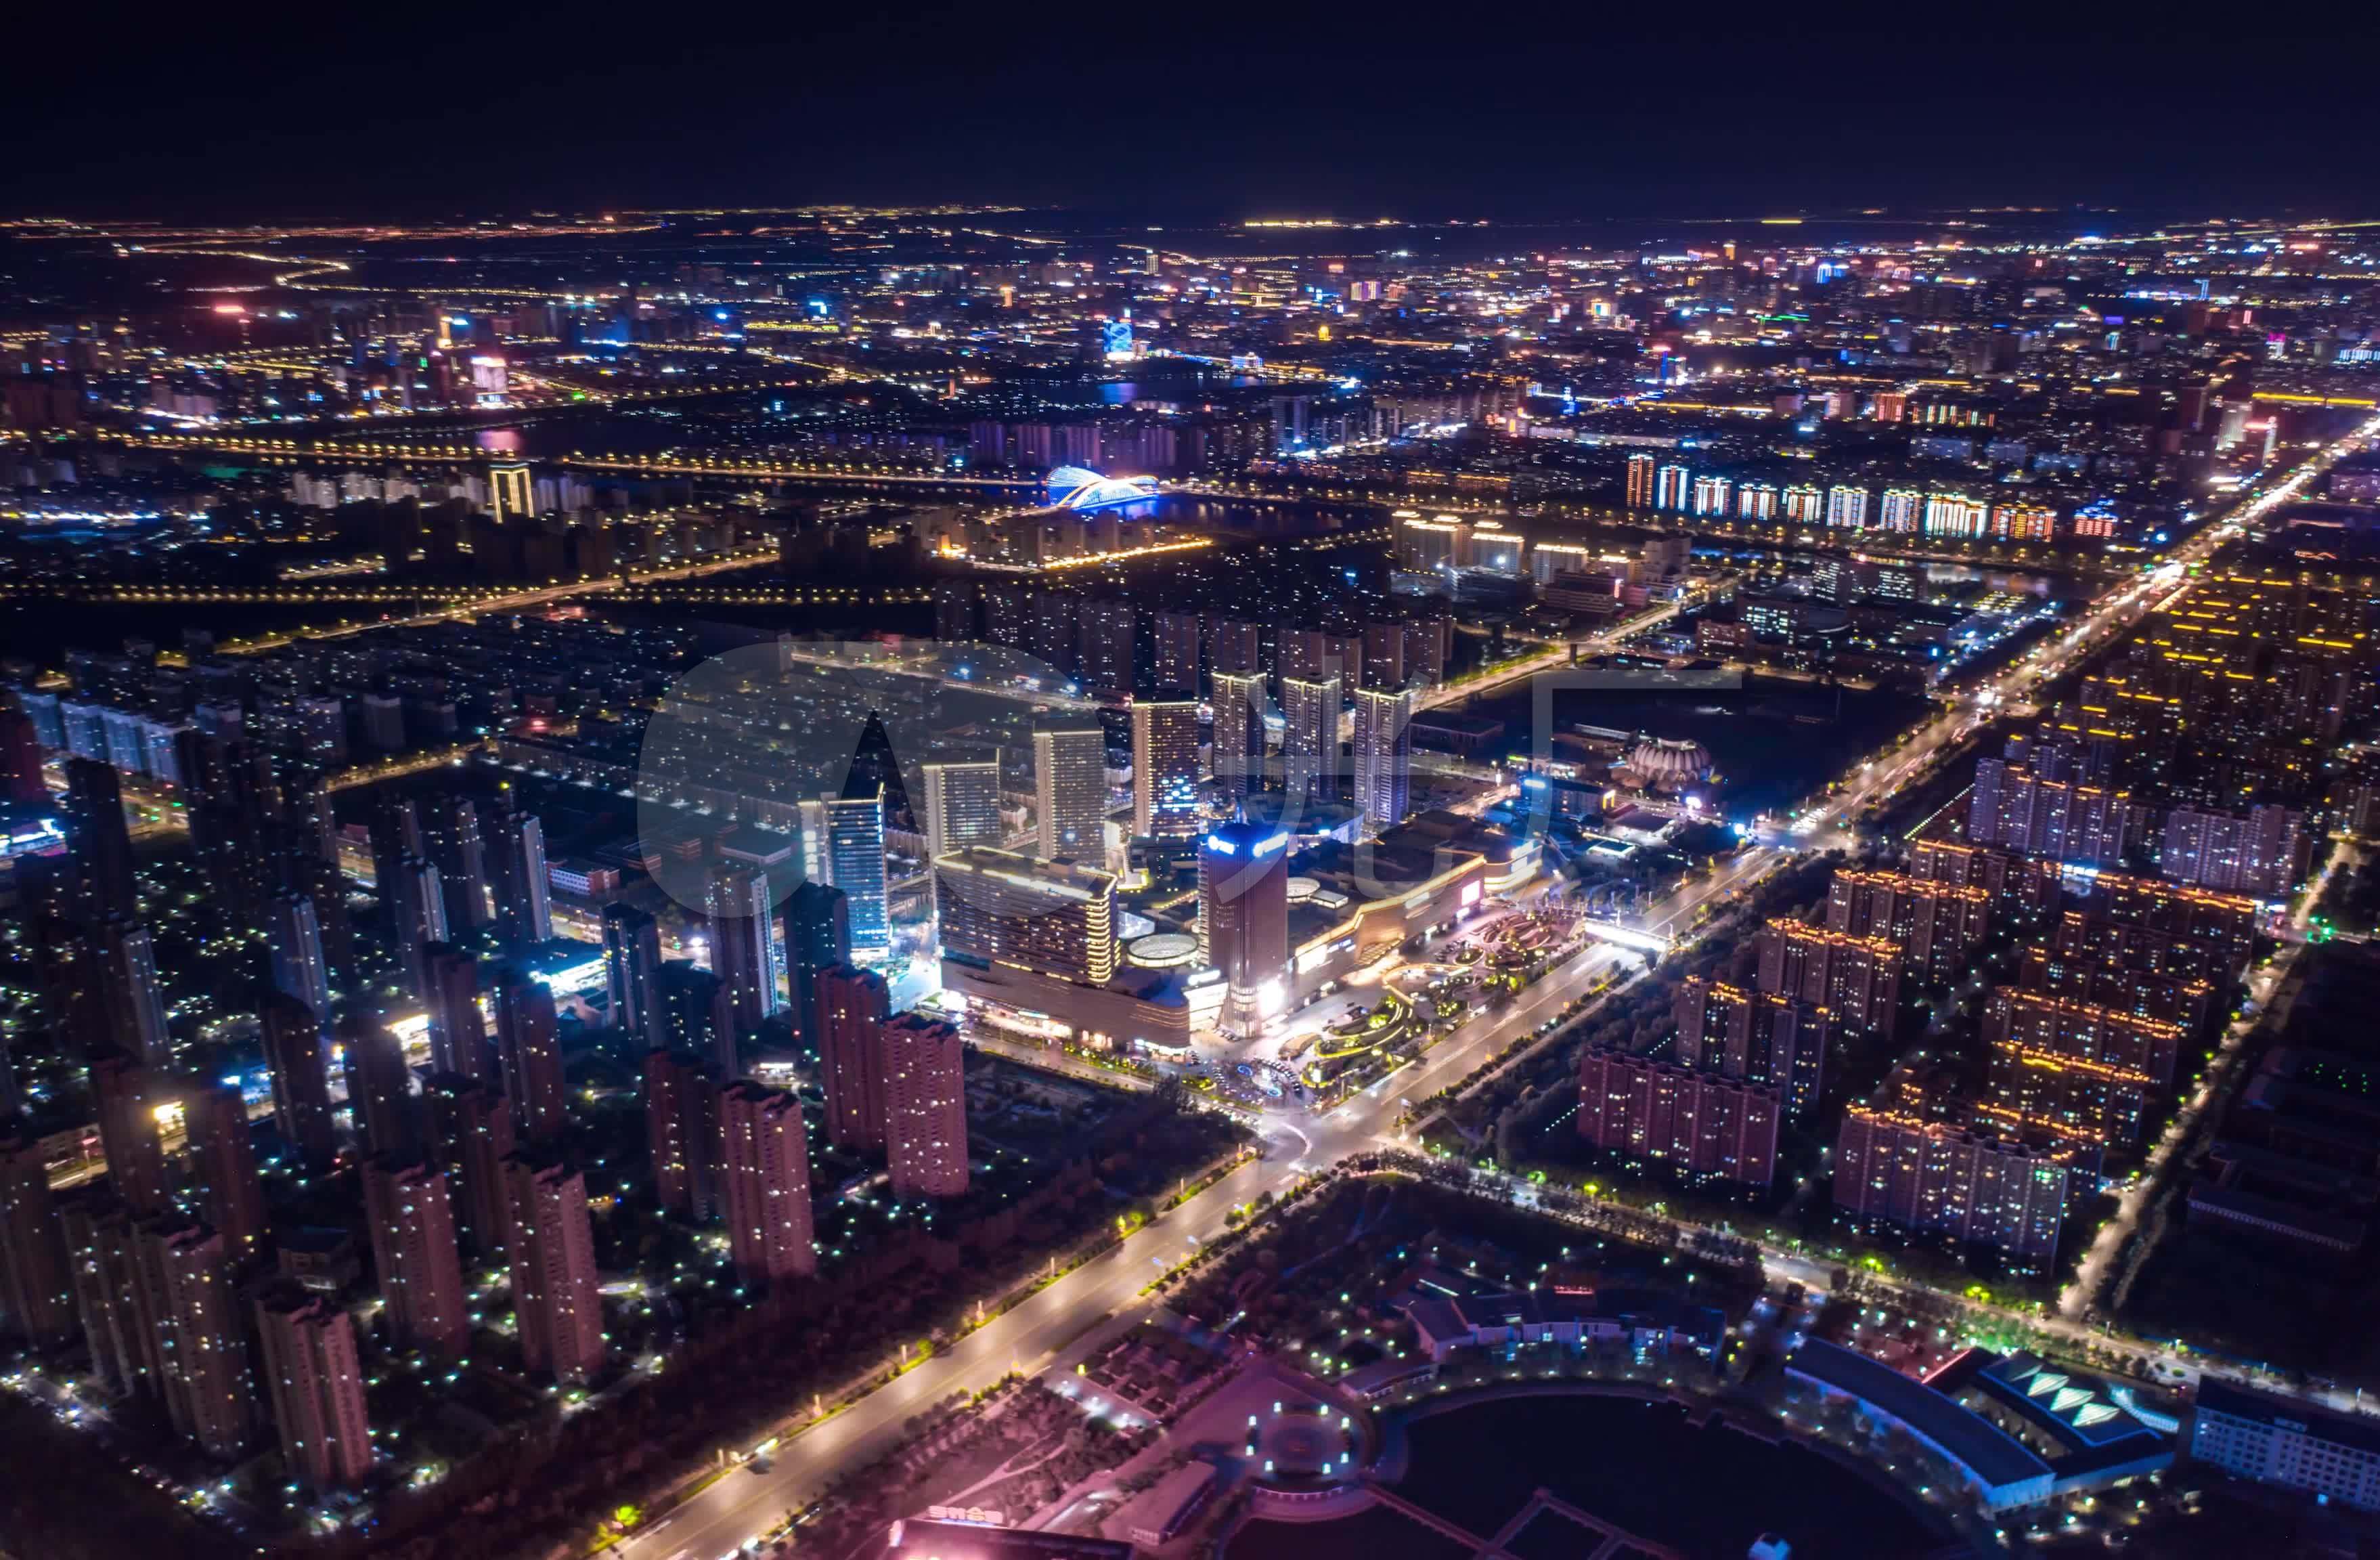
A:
<box><xmin>1625</xmin><ymin>452</ymin><xmax>1656</xmax><ymax>508</ymax></box>
<box><xmin>1825</xmin><ymin>869</ymin><xmax>1993</xmax><ymax>989</ymax></box>
<box><xmin>1352</xmin><ymin>686</ymin><xmax>1414</xmax><ymax>831</ymax></box>
<box><xmin>782</xmin><ymin>881</ymin><xmax>850</xmax><ymax>1050</ymax></box>
<box><xmin>422</xmin><ymin>796</ymin><xmax>493</xmax><ymax>932</ymax></box>
<box><xmin>361</xmin><ymin>1156</ymin><xmax>470</xmax><ymax>1357</ymax></box>
<box><xmin>1755</xmin><ymin>920</ymin><xmax>1901</xmax><ymax>1042</ymax></box>
<box><xmin>1878</xmin><ymin>488</ymin><xmax>1923</xmax><ymax>533</ymax></box>
<box><xmin>1394</xmin><ymin>514</ymin><xmax>1469</xmax><ymax>571</ymax></box>
<box><xmin>183</xmin><ymin>1080</ymin><xmax>268</xmax><ymax>1265</ymax></box>
<box><xmin>1833</xmin><ymin>1105</ymin><xmax>2070</xmax><ymax>1263</ymax></box>
<box><xmin>266</xmin><ymin>889</ymin><xmax>332</xmax><ymax>1026</ymax></box>
<box><xmin>1130</xmin><ymin>698</ymin><xmax>1201</xmax><ymax>840</ymax></box>
<box><xmin>1033</xmin><ymin>721</ymin><xmax>1107</xmax><ymax>864</ymax></box>
<box><xmin>882</xmin><ymin>1014</ymin><xmax>968</xmax><ymax>1198</ymax></box>
<box><xmin>339</xmin><ymin>1014</ymin><xmax>416</xmax><ymax>1161</ymax></box>
<box><xmin>919</xmin><ymin>758</ymin><xmax>1005</xmax><ymax>861</ymax></box>
<box><xmin>1210</xmin><ymin>671</ymin><xmax>1267</xmax><ymax>804</ymax></box>
<box><xmin>422</xmin><ymin>942</ymin><xmax>486</xmax><ymax>1080</ymax></box>
<box><xmin>255</xmin><ymin>1288</ymin><xmax>372</xmax><ymax>1489</ymax></box>
<box><xmin>495</xmin><ymin>968</ymin><xmax>567</xmax><ymax>1144</ymax></box>
<box><xmin>1924</xmin><ymin>492</ymin><xmax>1990</xmax><ymax>538</ymax></box>
<box><xmin>2159</xmin><ymin>804</ymin><xmax>2304</xmax><ymax>898</ymax></box>
<box><xmin>1076</xmin><ymin>597</ymin><xmax>1139</xmax><ymax>695</ymax></box>
<box><xmin>63</xmin><ymin>1204</ymin><xmax>145</xmax><ymax>1397</ymax></box>
<box><xmin>715</xmin><ymin>1081</ymin><xmax>816</xmax><ymax>1285</ymax></box>
<box><xmin>814</xmin><ymin>963</ymin><xmax>889</xmax><ymax>1153</ymax></box>
<box><xmin>502</xmin><ymin>1154</ymin><xmax>605</xmax><ymax>1383</ymax></box>
<box><xmin>934</xmin><ymin>848</ymin><xmax>1116</xmax><ymax>986</ymax></box>
<box><xmin>1575</xmin><ymin>1045</ymin><xmax>1780</xmax><ymax>1186</ymax></box>
<box><xmin>1654</xmin><ymin>463</ymin><xmax>1691</xmax><ymax>511</ymax></box>
<box><xmin>89</xmin><ymin>1054</ymin><xmax>167</xmax><ymax>1215</ymax></box>
<box><xmin>706</xmin><ymin>864</ymin><xmax>784</xmax><ymax>1036</ymax></box>
<box><xmin>1200</xmin><ymin>818</ymin><xmax>1291</xmax><ymax>1035</ymax></box>
<box><xmin>1671</xmin><ymin>977</ymin><xmax>1828</xmax><ymax>1119</ymax></box>
<box><xmin>95</xmin><ymin>917</ymin><xmax>171</xmax><ymax>1069</ymax></box>
<box><xmin>843</xmin><ymin>710</ymin><xmax>917</xmax><ymax>834</ymax></box>
<box><xmin>489</xmin><ymin>460</ymin><xmax>533</xmax><ymax>522</ymax></box>
<box><xmin>260</xmin><ymin>993</ymin><xmax>336</xmax><ymax>1171</ymax></box>
<box><xmin>643</xmin><ymin>1049</ymin><xmax>720</xmax><ymax>1221</ymax></box>
<box><xmin>660</xmin><ymin>963</ymin><xmax>735</xmax><ymax>1072</ymax></box>
<box><xmin>64</xmin><ymin>756</ymin><xmax>136</xmax><ymax>922</ymax></box>
<box><xmin>1468</xmin><ymin>523</ymin><xmax>1524</xmax><ymax>574</ymax></box>
<box><xmin>1824</xmin><ymin>484</ymin><xmax>1869</xmax><ymax>529</ymax></box>
<box><xmin>1691</xmin><ymin>474</ymin><xmax>1732</xmax><ymax>516</ymax></box>
<box><xmin>1782</xmin><ymin>485</ymin><xmax>1825</xmax><ymax>523</ymax></box>
<box><xmin>368</xmin><ymin>794</ymin><xmax>423</xmax><ymax>930</ymax></box>
<box><xmin>1991</xmin><ymin>503</ymin><xmax>2056</xmax><ymax>542</ymax></box>
<box><xmin>602</xmin><ymin>903</ymin><xmax>665</xmax><ymax>1054</ymax></box>
<box><xmin>487</xmin><ymin>809</ymin><xmax>552</xmax><ymax>947</ymax></box>
<box><xmin>822</xmin><ymin>791</ymin><xmax>891</xmax><ymax>962</ymax></box>
<box><xmin>1279</xmin><ymin>675</ymin><xmax>1340</xmax><ymax>802</ymax></box>
<box><xmin>423</xmin><ymin>1072</ymin><xmax>514</xmax><ymax>1258</ymax></box>
<box><xmin>389</xmin><ymin>855</ymin><xmax>448</xmax><ymax>993</ymax></box>
<box><xmin>1979</xmin><ymin>987</ymin><xmax>2182</xmax><ymax>1148</ymax></box>
<box><xmin>1151</xmin><ymin>609</ymin><xmax>1201</xmax><ymax>693</ymax></box>
<box><xmin>1208</xmin><ymin>615</ymin><xmax>1261</xmax><ymax>676</ymax></box>
<box><xmin>135</xmin><ymin>1223</ymin><xmax>255</xmax><ymax>1458</ymax></box>
<box><xmin>1968</xmin><ymin>759</ymin><xmax>2134</xmax><ymax>865</ymax></box>
<box><xmin>0</xmin><ymin>1131</ymin><xmax>74</xmax><ymax>1344</ymax></box>
<box><xmin>1030</xmin><ymin>590</ymin><xmax>1078</xmax><ymax>672</ymax></box>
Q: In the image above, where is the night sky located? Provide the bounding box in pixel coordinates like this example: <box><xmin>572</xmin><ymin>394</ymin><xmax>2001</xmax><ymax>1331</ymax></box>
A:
<box><xmin>9</xmin><ymin>3</ymin><xmax>2379</xmax><ymax>222</ymax></box>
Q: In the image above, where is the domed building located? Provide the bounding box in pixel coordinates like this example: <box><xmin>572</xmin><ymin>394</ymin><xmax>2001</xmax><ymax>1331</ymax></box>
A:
<box><xmin>1618</xmin><ymin>737</ymin><xmax>1712</xmax><ymax>794</ymax></box>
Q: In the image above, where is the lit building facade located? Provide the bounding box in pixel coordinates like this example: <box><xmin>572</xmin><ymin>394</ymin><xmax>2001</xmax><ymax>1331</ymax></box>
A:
<box><xmin>1832</xmin><ymin>1106</ymin><xmax>2071</xmax><ymax>1263</ymax></box>
<box><xmin>706</xmin><ymin>863</ymin><xmax>785</xmax><ymax>1033</ymax></box>
<box><xmin>2190</xmin><ymin>1380</ymin><xmax>2380</xmax><ymax>1511</ymax></box>
<box><xmin>1352</xmin><ymin>686</ymin><xmax>1414</xmax><ymax>833</ymax></box>
<box><xmin>361</xmin><ymin>1157</ymin><xmax>470</xmax><ymax>1357</ymax></box>
<box><xmin>1826</xmin><ymin>869</ymin><xmax>1993</xmax><ymax>989</ymax></box>
<box><xmin>1576</xmin><ymin>1045</ymin><xmax>1781</xmax><ymax>1186</ymax></box>
<box><xmin>261</xmin><ymin>993</ymin><xmax>335</xmax><ymax>1170</ymax></box>
<box><xmin>1968</xmin><ymin>760</ymin><xmax>2134</xmax><ymax>865</ymax></box>
<box><xmin>1210</xmin><ymin>671</ymin><xmax>1267</xmax><ymax>804</ymax></box>
<box><xmin>1671</xmin><ymin>976</ymin><xmax>1827</xmax><ymax>1118</ymax></box>
<box><xmin>502</xmin><ymin>1156</ymin><xmax>605</xmax><ymax>1384</ymax></box>
<box><xmin>256</xmin><ymin>1289</ymin><xmax>372</xmax><ymax>1489</ymax></box>
<box><xmin>919</xmin><ymin>759</ymin><xmax>1005</xmax><ymax>861</ymax></box>
<box><xmin>1200</xmin><ymin>819</ymin><xmax>1291</xmax><ymax>1035</ymax></box>
<box><xmin>1279</xmin><ymin>675</ymin><xmax>1340</xmax><ymax>802</ymax></box>
<box><xmin>138</xmin><ymin>1224</ymin><xmax>255</xmax><ymax>1458</ymax></box>
<box><xmin>716</xmin><ymin>1082</ymin><xmax>816</xmax><ymax>1284</ymax></box>
<box><xmin>935</xmin><ymin>846</ymin><xmax>1116</xmax><ymax>985</ymax></box>
<box><xmin>2159</xmin><ymin>804</ymin><xmax>2303</xmax><ymax>898</ymax></box>
<box><xmin>643</xmin><ymin>1048</ymin><xmax>720</xmax><ymax>1221</ymax></box>
<box><xmin>882</xmin><ymin>1014</ymin><xmax>969</xmax><ymax>1198</ymax></box>
<box><xmin>1754</xmin><ymin>920</ymin><xmax>1901</xmax><ymax>1042</ymax></box>
<box><xmin>495</xmin><ymin>968</ymin><xmax>568</xmax><ymax>1144</ymax></box>
<box><xmin>816</xmin><ymin>963</ymin><xmax>889</xmax><ymax>1154</ymax></box>
<box><xmin>1033</xmin><ymin>722</ymin><xmax>1107</xmax><ymax>865</ymax></box>
<box><xmin>1130</xmin><ymin>699</ymin><xmax>1201</xmax><ymax>840</ymax></box>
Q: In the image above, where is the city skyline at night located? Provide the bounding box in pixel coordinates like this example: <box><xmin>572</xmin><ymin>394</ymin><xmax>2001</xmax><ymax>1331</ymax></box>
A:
<box><xmin>6</xmin><ymin>33</ymin><xmax>2380</xmax><ymax>1554</ymax></box>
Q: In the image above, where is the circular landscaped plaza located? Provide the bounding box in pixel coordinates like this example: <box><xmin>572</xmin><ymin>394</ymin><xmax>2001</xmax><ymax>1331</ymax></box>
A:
<box><xmin>1227</xmin><ymin>1387</ymin><xmax>1952</xmax><ymax>1560</ymax></box>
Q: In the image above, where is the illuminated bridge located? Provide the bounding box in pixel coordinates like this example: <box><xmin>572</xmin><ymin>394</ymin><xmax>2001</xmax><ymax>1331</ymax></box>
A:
<box><xmin>1045</xmin><ymin>464</ymin><xmax>1160</xmax><ymax>511</ymax></box>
